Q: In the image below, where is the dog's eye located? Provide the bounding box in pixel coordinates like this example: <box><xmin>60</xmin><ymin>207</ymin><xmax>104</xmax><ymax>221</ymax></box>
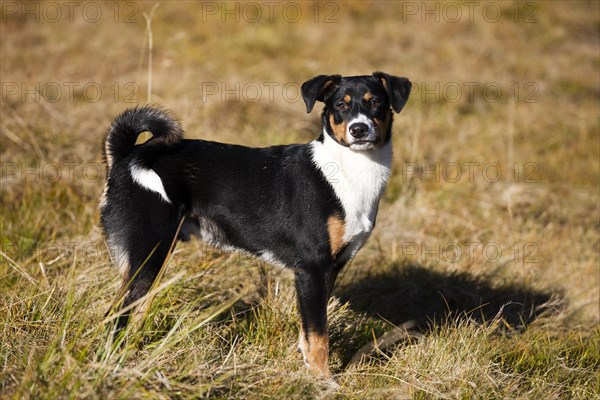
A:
<box><xmin>336</xmin><ymin>102</ymin><xmax>349</xmax><ymax>112</ymax></box>
<box><xmin>370</xmin><ymin>99</ymin><xmax>380</xmax><ymax>109</ymax></box>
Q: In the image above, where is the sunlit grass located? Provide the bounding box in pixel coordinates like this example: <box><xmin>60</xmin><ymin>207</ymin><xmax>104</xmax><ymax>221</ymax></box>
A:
<box><xmin>1</xmin><ymin>1</ymin><xmax>599</xmax><ymax>398</ymax></box>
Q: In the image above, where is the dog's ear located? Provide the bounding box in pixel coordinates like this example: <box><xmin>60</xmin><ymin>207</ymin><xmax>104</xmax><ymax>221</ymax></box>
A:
<box><xmin>301</xmin><ymin>74</ymin><xmax>342</xmax><ymax>113</ymax></box>
<box><xmin>372</xmin><ymin>72</ymin><xmax>412</xmax><ymax>113</ymax></box>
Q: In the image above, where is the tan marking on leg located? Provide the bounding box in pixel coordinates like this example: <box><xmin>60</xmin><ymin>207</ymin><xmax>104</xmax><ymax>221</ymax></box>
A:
<box><xmin>299</xmin><ymin>331</ymin><xmax>331</xmax><ymax>378</ymax></box>
<box><xmin>327</xmin><ymin>214</ymin><xmax>346</xmax><ymax>257</ymax></box>
<box><xmin>363</xmin><ymin>92</ymin><xmax>373</xmax><ymax>102</ymax></box>
<box><xmin>329</xmin><ymin>114</ymin><xmax>348</xmax><ymax>144</ymax></box>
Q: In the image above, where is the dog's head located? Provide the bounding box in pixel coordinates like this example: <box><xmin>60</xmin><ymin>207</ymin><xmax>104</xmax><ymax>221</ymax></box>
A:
<box><xmin>302</xmin><ymin>72</ymin><xmax>411</xmax><ymax>150</ymax></box>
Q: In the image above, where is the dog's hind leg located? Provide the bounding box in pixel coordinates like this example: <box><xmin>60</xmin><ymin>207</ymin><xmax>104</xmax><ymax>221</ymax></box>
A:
<box><xmin>108</xmin><ymin>213</ymin><xmax>182</xmax><ymax>333</ymax></box>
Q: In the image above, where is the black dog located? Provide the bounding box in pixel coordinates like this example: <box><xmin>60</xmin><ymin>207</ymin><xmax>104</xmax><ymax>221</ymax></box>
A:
<box><xmin>100</xmin><ymin>72</ymin><xmax>411</xmax><ymax>378</ymax></box>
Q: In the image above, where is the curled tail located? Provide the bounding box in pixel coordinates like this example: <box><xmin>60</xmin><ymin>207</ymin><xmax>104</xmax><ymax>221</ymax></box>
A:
<box><xmin>103</xmin><ymin>105</ymin><xmax>183</xmax><ymax>171</ymax></box>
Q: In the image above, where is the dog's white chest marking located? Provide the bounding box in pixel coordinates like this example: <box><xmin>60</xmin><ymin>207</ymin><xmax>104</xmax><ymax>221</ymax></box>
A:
<box><xmin>311</xmin><ymin>132</ymin><xmax>392</xmax><ymax>262</ymax></box>
<box><xmin>130</xmin><ymin>164</ymin><xmax>172</xmax><ymax>204</ymax></box>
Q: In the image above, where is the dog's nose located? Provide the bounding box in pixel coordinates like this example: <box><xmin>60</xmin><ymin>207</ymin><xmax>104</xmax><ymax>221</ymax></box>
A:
<box><xmin>349</xmin><ymin>123</ymin><xmax>368</xmax><ymax>139</ymax></box>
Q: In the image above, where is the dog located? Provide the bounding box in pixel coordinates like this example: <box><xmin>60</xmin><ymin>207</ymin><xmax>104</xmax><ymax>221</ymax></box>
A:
<box><xmin>100</xmin><ymin>72</ymin><xmax>411</xmax><ymax>378</ymax></box>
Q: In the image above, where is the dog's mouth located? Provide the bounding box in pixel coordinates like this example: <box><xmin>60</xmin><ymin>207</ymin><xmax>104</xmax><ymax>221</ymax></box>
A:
<box><xmin>349</xmin><ymin>137</ymin><xmax>379</xmax><ymax>151</ymax></box>
<box><xmin>349</xmin><ymin>140</ymin><xmax>378</xmax><ymax>150</ymax></box>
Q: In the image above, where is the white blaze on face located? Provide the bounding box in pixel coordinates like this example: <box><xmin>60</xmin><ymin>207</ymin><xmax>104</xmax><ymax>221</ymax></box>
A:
<box><xmin>130</xmin><ymin>164</ymin><xmax>172</xmax><ymax>203</ymax></box>
<box><xmin>345</xmin><ymin>113</ymin><xmax>377</xmax><ymax>150</ymax></box>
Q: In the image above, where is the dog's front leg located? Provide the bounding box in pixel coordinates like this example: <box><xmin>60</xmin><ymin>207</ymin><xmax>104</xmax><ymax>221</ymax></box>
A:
<box><xmin>294</xmin><ymin>268</ymin><xmax>331</xmax><ymax>378</ymax></box>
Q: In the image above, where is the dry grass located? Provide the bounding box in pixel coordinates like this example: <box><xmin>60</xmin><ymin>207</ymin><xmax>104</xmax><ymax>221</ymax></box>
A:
<box><xmin>1</xmin><ymin>1</ymin><xmax>599</xmax><ymax>398</ymax></box>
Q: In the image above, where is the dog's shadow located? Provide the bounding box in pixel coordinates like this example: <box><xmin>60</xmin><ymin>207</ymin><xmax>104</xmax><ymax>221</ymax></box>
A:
<box><xmin>335</xmin><ymin>262</ymin><xmax>563</xmax><ymax>330</ymax></box>
<box><xmin>331</xmin><ymin>263</ymin><xmax>563</xmax><ymax>364</ymax></box>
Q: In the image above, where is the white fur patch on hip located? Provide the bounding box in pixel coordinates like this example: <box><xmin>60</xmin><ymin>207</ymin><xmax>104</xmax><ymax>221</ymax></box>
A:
<box><xmin>130</xmin><ymin>164</ymin><xmax>172</xmax><ymax>204</ymax></box>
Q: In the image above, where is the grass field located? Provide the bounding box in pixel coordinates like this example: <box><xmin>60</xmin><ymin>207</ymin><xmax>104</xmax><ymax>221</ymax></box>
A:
<box><xmin>1</xmin><ymin>1</ymin><xmax>599</xmax><ymax>398</ymax></box>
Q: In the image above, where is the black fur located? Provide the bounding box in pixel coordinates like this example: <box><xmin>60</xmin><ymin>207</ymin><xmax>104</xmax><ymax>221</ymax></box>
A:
<box><xmin>301</xmin><ymin>74</ymin><xmax>342</xmax><ymax>113</ymax></box>
<box><xmin>102</xmin><ymin>106</ymin><xmax>183</xmax><ymax>169</ymax></box>
<box><xmin>372</xmin><ymin>71</ymin><xmax>412</xmax><ymax>113</ymax></box>
<box><xmin>302</xmin><ymin>73</ymin><xmax>412</xmax><ymax>147</ymax></box>
<box><xmin>101</xmin><ymin>106</ymin><xmax>345</xmax><ymax>331</ymax></box>
<box><xmin>101</xmin><ymin>72</ymin><xmax>411</xmax><ymax>377</ymax></box>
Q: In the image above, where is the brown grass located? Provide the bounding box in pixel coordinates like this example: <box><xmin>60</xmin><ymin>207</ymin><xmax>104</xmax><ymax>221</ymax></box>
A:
<box><xmin>1</xmin><ymin>1</ymin><xmax>599</xmax><ymax>398</ymax></box>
